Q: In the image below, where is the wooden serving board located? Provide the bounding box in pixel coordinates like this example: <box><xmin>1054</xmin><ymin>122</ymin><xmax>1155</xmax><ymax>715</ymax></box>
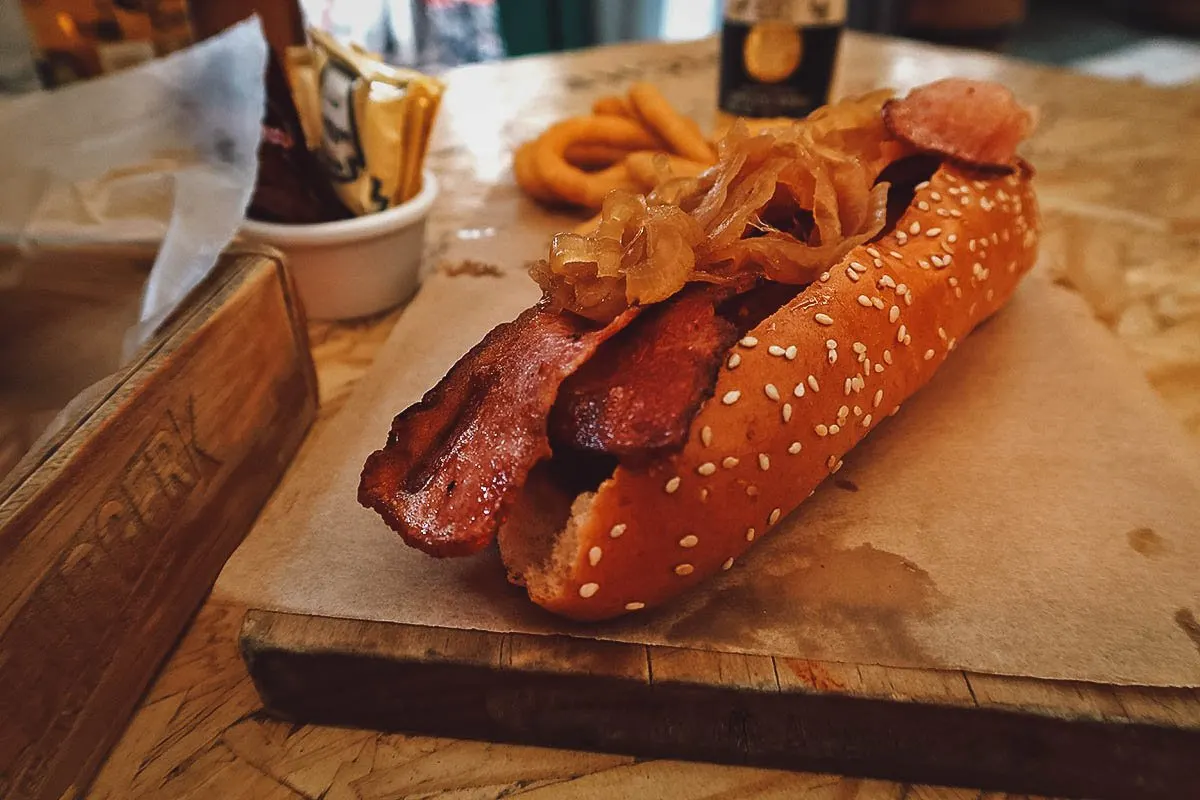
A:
<box><xmin>0</xmin><ymin>245</ymin><xmax>317</xmax><ymax>800</ymax></box>
<box><xmin>242</xmin><ymin>612</ymin><xmax>1200</xmax><ymax>799</ymax></box>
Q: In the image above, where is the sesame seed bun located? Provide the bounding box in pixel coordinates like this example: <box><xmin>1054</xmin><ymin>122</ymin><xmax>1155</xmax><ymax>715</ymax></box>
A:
<box><xmin>500</xmin><ymin>161</ymin><xmax>1040</xmax><ymax>621</ymax></box>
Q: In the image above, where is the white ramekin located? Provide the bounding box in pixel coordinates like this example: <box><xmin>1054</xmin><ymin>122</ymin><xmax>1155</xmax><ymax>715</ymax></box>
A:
<box><xmin>240</xmin><ymin>170</ymin><xmax>438</xmax><ymax>321</ymax></box>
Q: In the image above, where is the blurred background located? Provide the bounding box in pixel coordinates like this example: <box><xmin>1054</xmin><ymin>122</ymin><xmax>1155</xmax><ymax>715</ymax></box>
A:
<box><xmin>4</xmin><ymin>0</ymin><xmax>1199</xmax><ymax>92</ymax></box>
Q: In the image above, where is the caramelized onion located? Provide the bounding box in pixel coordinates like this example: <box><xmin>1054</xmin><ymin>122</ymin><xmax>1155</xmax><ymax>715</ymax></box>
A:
<box><xmin>533</xmin><ymin>90</ymin><xmax>911</xmax><ymax>321</ymax></box>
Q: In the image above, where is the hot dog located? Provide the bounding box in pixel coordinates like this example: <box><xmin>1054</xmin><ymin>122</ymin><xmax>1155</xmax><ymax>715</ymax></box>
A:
<box><xmin>359</xmin><ymin>79</ymin><xmax>1039</xmax><ymax>621</ymax></box>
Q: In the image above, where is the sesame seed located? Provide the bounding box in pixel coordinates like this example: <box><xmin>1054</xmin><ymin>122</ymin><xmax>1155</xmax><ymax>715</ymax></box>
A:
<box><xmin>838</xmin><ymin>404</ymin><xmax>849</xmax><ymax>419</ymax></box>
<box><xmin>919</xmin><ymin>259</ymin><xmax>931</xmax><ymax>270</ymax></box>
<box><xmin>829</xmin><ymin>424</ymin><xmax>841</xmax><ymax>434</ymax></box>
<box><xmin>697</xmin><ymin>462</ymin><xmax>716</xmax><ymax>476</ymax></box>
<box><xmin>832</xmin><ymin>459</ymin><xmax>844</xmax><ymax>473</ymax></box>
<box><xmin>916</xmin><ymin>180</ymin><xmax>930</xmax><ymax>190</ymax></box>
<box><xmin>987</xmin><ymin>288</ymin><xmax>995</xmax><ymax>301</ymax></box>
<box><xmin>700</xmin><ymin>426</ymin><xmax>713</xmax><ymax>447</ymax></box>
<box><xmin>625</xmin><ymin>601</ymin><xmax>645</xmax><ymax>611</ymax></box>
<box><xmin>610</xmin><ymin>523</ymin><xmax>626</xmax><ymax>538</ymax></box>
<box><xmin>960</xmin><ymin>196</ymin><xmax>970</xmax><ymax>206</ymax></box>
<box><xmin>768</xmin><ymin>344</ymin><xmax>786</xmax><ymax>356</ymax></box>
<box><xmin>853</xmin><ymin>374</ymin><xmax>865</xmax><ymax>391</ymax></box>
<box><xmin>674</xmin><ymin>563</ymin><xmax>695</xmax><ymax>576</ymax></box>
<box><xmin>827</xmin><ymin>455</ymin><xmax>838</xmax><ymax>468</ymax></box>
<box><xmin>665</xmin><ymin>476</ymin><xmax>681</xmax><ymax>493</ymax></box>
<box><xmin>727</xmin><ymin>353</ymin><xmax>741</xmax><ymax>369</ymax></box>
<box><xmin>867</xmin><ymin>247</ymin><xmax>881</xmax><ymax>258</ymax></box>
<box><xmin>968</xmin><ymin>239</ymin><xmax>976</xmax><ymax>252</ymax></box>
<box><xmin>874</xmin><ymin>363</ymin><xmax>884</xmax><ymax>373</ymax></box>
<box><xmin>938</xmin><ymin>327</ymin><xmax>947</xmax><ymax>340</ymax></box>
<box><xmin>700</xmin><ymin>488</ymin><xmax>710</xmax><ymax>502</ymax></box>
<box><xmin>931</xmin><ymin>255</ymin><xmax>944</xmax><ymax>267</ymax></box>
<box><xmin>846</xmin><ymin>268</ymin><xmax>861</xmax><ymax>282</ymax></box>
<box><xmin>896</xmin><ymin>231</ymin><xmax>908</xmax><ymax>244</ymax></box>
<box><xmin>758</xmin><ymin>453</ymin><xmax>770</xmax><ymax>471</ymax></box>
<box><xmin>954</xmin><ymin>287</ymin><xmax>963</xmax><ymax>299</ymax></box>
<box><xmin>722</xmin><ymin>557</ymin><xmax>735</xmax><ymax>571</ymax></box>
<box><xmin>874</xmin><ymin>389</ymin><xmax>884</xmax><ymax>407</ymax></box>
<box><xmin>852</xmin><ymin>341</ymin><xmax>867</xmax><ymax>354</ymax></box>
<box><xmin>909</xmin><ymin>221</ymin><xmax>921</xmax><ymax>235</ymax></box>
<box><xmin>889</xmin><ymin>305</ymin><xmax>900</xmax><ymax>323</ymax></box>
<box><xmin>746</xmin><ymin>528</ymin><xmax>756</xmax><ymax>542</ymax></box>
<box><xmin>897</xmin><ymin>324</ymin><xmax>907</xmax><ymax>343</ymax></box>
<box><xmin>949</xmin><ymin>337</ymin><xmax>957</xmax><ymax>350</ymax></box>
<box><xmin>782</xmin><ymin>403</ymin><xmax>793</xmax><ymax>422</ymax></box>
<box><xmin>764</xmin><ymin>383</ymin><xmax>780</xmax><ymax>401</ymax></box>
<box><xmin>926</xmin><ymin>227</ymin><xmax>942</xmax><ymax>237</ymax></box>
<box><xmin>815</xmin><ymin>313</ymin><xmax>834</xmax><ymax>326</ymax></box>
<box><xmin>948</xmin><ymin>186</ymin><xmax>961</xmax><ymax>195</ymax></box>
<box><xmin>793</xmin><ymin>382</ymin><xmax>805</xmax><ymax>398</ymax></box>
<box><xmin>857</xmin><ymin>294</ymin><xmax>872</xmax><ymax>307</ymax></box>
<box><xmin>883</xmin><ymin>349</ymin><xmax>893</xmax><ymax>365</ymax></box>
<box><xmin>746</xmin><ymin>485</ymin><xmax>759</xmax><ymax>496</ymax></box>
<box><xmin>904</xmin><ymin>292</ymin><xmax>913</xmax><ymax>306</ymax></box>
<box><xmin>947</xmin><ymin>233</ymin><xmax>958</xmax><ymax>243</ymax></box>
<box><xmin>917</xmin><ymin>201</ymin><xmax>930</xmax><ymax>211</ymax></box>
<box><xmin>924</xmin><ymin>349</ymin><xmax>935</xmax><ymax>361</ymax></box>
<box><xmin>853</xmin><ymin>405</ymin><xmax>863</xmax><ymax>417</ymax></box>
<box><xmin>896</xmin><ymin>283</ymin><xmax>907</xmax><ymax>295</ymax></box>
<box><xmin>588</xmin><ymin>547</ymin><xmax>603</xmax><ymax>566</ymax></box>
<box><xmin>815</xmin><ymin>424</ymin><xmax>828</xmax><ymax>436</ymax></box>
<box><xmin>871</xmin><ymin>297</ymin><xmax>885</xmax><ymax>310</ymax></box>
<box><xmin>930</xmin><ymin>191</ymin><xmax>942</xmax><ymax>201</ymax></box>
<box><xmin>890</xmin><ymin>250</ymin><xmax>902</xmax><ymax>259</ymax></box>
<box><xmin>769</xmin><ymin>508</ymin><xmax>781</xmax><ymax>524</ymax></box>
<box><xmin>948</xmin><ymin>276</ymin><xmax>959</xmax><ymax>286</ymax></box>
<box><xmin>936</xmin><ymin>209</ymin><xmax>950</xmax><ymax>217</ymax></box>
<box><xmin>722</xmin><ymin>456</ymin><xmax>739</xmax><ymax>469</ymax></box>
<box><xmin>722</xmin><ymin>390</ymin><xmax>741</xmax><ymax>405</ymax></box>
<box><xmin>863</xmin><ymin>414</ymin><xmax>873</xmax><ymax>427</ymax></box>
<box><xmin>828</xmin><ymin>350</ymin><xmax>838</xmax><ymax>365</ymax></box>
<box><xmin>850</xmin><ymin>261</ymin><xmax>868</xmax><ymax>273</ymax></box>
<box><xmin>579</xmin><ymin>582</ymin><xmax>599</xmax><ymax>598</ymax></box>
<box><xmin>892</xmin><ymin>405</ymin><xmax>901</xmax><ymax>416</ymax></box>
<box><xmin>826</xmin><ymin>339</ymin><xmax>838</xmax><ymax>350</ymax></box>
<box><xmin>807</xmin><ymin>375</ymin><xmax>820</xmax><ymax>392</ymax></box>
<box><xmin>879</xmin><ymin>275</ymin><xmax>896</xmax><ymax>288</ymax></box>
<box><xmin>819</xmin><ymin>271</ymin><xmax>831</xmax><ymax>282</ymax></box>
<box><xmin>843</xmin><ymin>378</ymin><xmax>853</xmax><ymax>396</ymax></box>
<box><xmin>679</xmin><ymin>534</ymin><xmax>698</xmax><ymax>548</ymax></box>
<box><xmin>740</xmin><ymin>336</ymin><xmax>758</xmax><ymax>347</ymax></box>
<box><xmin>785</xmin><ymin>345</ymin><xmax>797</xmax><ymax>360</ymax></box>
<box><xmin>788</xmin><ymin>441</ymin><xmax>802</xmax><ymax>454</ymax></box>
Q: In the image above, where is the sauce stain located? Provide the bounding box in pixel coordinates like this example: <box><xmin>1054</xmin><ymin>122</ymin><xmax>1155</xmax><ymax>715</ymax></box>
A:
<box><xmin>655</xmin><ymin>528</ymin><xmax>945</xmax><ymax>665</ymax></box>
<box><xmin>1175</xmin><ymin>608</ymin><xmax>1200</xmax><ymax>656</ymax></box>
<box><xmin>1127</xmin><ymin>527</ymin><xmax>1167</xmax><ymax>557</ymax></box>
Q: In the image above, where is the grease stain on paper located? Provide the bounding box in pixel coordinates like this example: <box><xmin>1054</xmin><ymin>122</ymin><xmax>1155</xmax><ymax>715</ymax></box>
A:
<box><xmin>1175</xmin><ymin>608</ymin><xmax>1200</xmax><ymax>657</ymax></box>
<box><xmin>659</xmin><ymin>532</ymin><xmax>945</xmax><ymax>665</ymax></box>
<box><xmin>1127</xmin><ymin>527</ymin><xmax>1167</xmax><ymax>557</ymax></box>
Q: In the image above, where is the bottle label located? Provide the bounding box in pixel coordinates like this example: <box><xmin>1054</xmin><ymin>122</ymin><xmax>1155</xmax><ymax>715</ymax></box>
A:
<box><xmin>718</xmin><ymin>15</ymin><xmax>843</xmax><ymax>119</ymax></box>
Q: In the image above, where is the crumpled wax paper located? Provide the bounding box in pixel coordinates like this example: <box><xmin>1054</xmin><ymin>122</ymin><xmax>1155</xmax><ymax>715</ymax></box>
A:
<box><xmin>0</xmin><ymin>17</ymin><xmax>268</xmax><ymax>348</ymax></box>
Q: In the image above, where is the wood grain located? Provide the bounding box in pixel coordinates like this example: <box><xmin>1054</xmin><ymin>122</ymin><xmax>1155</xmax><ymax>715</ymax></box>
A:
<box><xmin>81</xmin><ymin>34</ymin><xmax>1200</xmax><ymax>800</ymax></box>
<box><xmin>0</xmin><ymin>249</ymin><xmax>317</xmax><ymax>800</ymax></box>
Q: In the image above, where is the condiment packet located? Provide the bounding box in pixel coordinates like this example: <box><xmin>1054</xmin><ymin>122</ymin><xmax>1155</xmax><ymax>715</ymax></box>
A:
<box><xmin>293</xmin><ymin>28</ymin><xmax>445</xmax><ymax>215</ymax></box>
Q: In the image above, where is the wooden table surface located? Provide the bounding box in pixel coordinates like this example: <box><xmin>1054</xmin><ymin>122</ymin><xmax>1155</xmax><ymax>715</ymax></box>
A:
<box><xmin>85</xmin><ymin>35</ymin><xmax>1200</xmax><ymax>799</ymax></box>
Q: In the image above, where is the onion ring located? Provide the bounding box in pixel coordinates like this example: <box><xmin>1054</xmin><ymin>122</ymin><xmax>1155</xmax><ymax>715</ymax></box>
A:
<box><xmin>592</xmin><ymin>95</ymin><xmax>635</xmax><ymax>118</ymax></box>
<box><xmin>628</xmin><ymin>81</ymin><xmax>716</xmax><ymax>164</ymax></box>
<box><xmin>513</xmin><ymin>141</ymin><xmax>559</xmax><ymax>204</ymax></box>
<box><xmin>532</xmin><ymin>116</ymin><xmax>658</xmax><ymax>208</ymax></box>
<box><xmin>564</xmin><ymin>142</ymin><xmax>633</xmax><ymax>170</ymax></box>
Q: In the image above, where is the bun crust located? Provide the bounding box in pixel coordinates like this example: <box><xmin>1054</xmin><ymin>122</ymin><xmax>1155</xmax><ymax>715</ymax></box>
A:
<box><xmin>508</xmin><ymin>162</ymin><xmax>1040</xmax><ymax>620</ymax></box>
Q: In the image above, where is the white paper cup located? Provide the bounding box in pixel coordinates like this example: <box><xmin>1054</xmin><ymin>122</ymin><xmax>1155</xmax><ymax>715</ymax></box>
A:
<box><xmin>240</xmin><ymin>171</ymin><xmax>438</xmax><ymax>321</ymax></box>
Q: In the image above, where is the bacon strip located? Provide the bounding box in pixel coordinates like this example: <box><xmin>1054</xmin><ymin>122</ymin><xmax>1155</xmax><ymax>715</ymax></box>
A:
<box><xmin>883</xmin><ymin>78</ymin><xmax>1033</xmax><ymax>170</ymax></box>
<box><xmin>359</xmin><ymin>305</ymin><xmax>637</xmax><ymax>557</ymax></box>
<box><xmin>549</xmin><ymin>281</ymin><xmax>802</xmax><ymax>461</ymax></box>
<box><xmin>549</xmin><ymin>287</ymin><xmax>738</xmax><ymax>460</ymax></box>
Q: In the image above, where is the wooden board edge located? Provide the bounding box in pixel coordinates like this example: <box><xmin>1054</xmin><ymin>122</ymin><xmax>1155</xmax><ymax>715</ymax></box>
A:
<box><xmin>239</xmin><ymin>610</ymin><xmax>1200</xmax><ymax>798</ymax></box>
<box><xmin>0</xmin><ymin>252</ymin><xmax>274</xmax><ymax>512</ymax></box>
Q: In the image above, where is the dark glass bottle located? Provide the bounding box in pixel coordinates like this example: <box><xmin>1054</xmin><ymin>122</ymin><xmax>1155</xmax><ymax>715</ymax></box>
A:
<box><xmin>718</xmin><ymin>0</ymin><xmax>847</xmax><ymax>124</ymax></box>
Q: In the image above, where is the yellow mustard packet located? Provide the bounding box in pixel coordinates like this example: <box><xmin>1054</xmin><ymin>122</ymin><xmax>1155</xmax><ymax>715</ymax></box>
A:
<box><xmin>297</xmin><ymin>28</ymin><xmax>445</xmax><ymax>215</ymax></box>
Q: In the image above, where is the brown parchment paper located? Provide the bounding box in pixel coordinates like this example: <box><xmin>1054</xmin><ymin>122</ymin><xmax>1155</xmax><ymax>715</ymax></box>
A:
<box><xmin>216</xmin><ymin>227</ymin><xmax>1200</xmax><ymax>686</ymax></box>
